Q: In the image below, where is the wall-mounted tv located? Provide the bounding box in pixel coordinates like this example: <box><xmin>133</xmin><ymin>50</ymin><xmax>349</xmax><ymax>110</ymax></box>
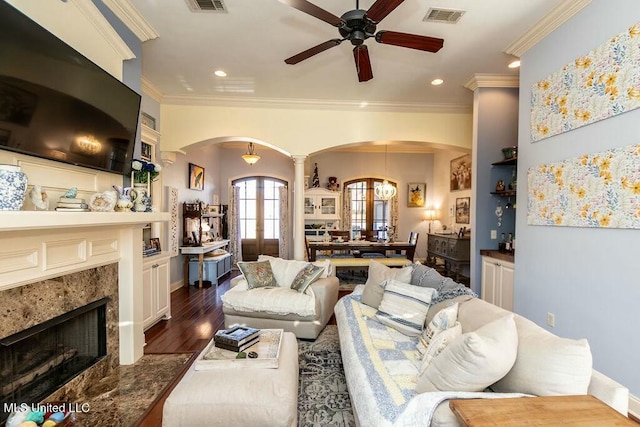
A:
<box><xmin>0</xmin><ymin>1</ymin><xmax>141</xmax><ymax>176</ymax></box>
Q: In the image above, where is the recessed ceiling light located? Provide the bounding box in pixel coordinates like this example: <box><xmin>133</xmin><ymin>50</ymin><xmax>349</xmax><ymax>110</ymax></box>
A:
<box><xmin>214</xmin><ymin>69</ymin><xmax>227</xmax><ymax>77</ymax></box>
<box><xmin>360</xmin><ymin>101</ymin><xmax>368</xmax><ymax>108</ymax></box>
<box><xmin>431</xmin><ymin>78</ymin><xmax>444</xmax><ymax>86</ymax></box>
<box><xmin>508</xmin><ymin>60</ymin><xmax>521</xmax><ymax>69</ymax></box>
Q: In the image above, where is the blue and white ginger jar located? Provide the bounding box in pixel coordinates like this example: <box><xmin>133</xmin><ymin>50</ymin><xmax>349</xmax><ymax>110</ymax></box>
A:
<box><xmin>0</xmin><ymin>164</ymin><xmax>28</xmax><ymax>211</ymax></box>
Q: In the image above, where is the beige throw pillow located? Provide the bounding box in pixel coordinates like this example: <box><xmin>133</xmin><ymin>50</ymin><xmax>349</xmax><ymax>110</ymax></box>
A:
<box><xmin>491</xmin><ymin>317</ymin><xmax>593</xmax><ymax>396</ymax></box>
<box><xmin>361</xmin><ymin>260</ymin><xmax>413</xmax><ymax>308</ymax></box>
<box><xmin>418</xmin><ymin>322</ymin><xmax>462</xmax><ymax>375</ymax></box>
<box><xmin>416</xmin><ymin>314</ymin><xmax>518</xmax><ymax>393</ymax></box>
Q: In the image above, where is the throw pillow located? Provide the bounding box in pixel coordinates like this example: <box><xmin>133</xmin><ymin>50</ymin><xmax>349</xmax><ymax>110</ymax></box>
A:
<box><xmin>416</xmin><ymin>314</ymin><xmax>518</xmax><ymax>393</ymax></box>
<box><xmin>258</xmin><ymin>255</ymin><xmax>332</xmax><ymax>287</ymax></box>
<box><xmin>375</xmin><ymin>279</ymin><xmax>437</xmax><ymax>337</ymax></box>
<box><xmin>491</xmin><ymin>317</ymin><xmax>593</xmax><ymax>396</ymax></box>
<box><xmin>416</xmin><ymin>302</ymin><xmax>459</xmax><ymax>359</ymax></box>
<box><xmin>290</xmin><ymin>264</ymin><xmax>324</xmax><ymax>293</ymax></box>
<box><xmin>237</xmin><ymin>260</ymin><xmax>278</xmax><ymax>289</ymax></box>
<box><xmin>410</xmin><ymin>263</ymin><xmax>446</xmax><ymax>289</ymax></box>
<box><xmin>418</xmin><ymin>322</ymin><xmax>462</xmax><ymax>375</ymax></box>
<box><xmin>361</xmin><ymin>260</ymin><xmax>413</xmax><ymax>309</ymax></box>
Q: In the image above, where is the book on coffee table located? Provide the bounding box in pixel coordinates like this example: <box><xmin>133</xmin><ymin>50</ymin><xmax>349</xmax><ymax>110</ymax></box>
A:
<box><xmin>195</xmin><ymin>329</ymin><xmax>283</xmax><ymax>370</ymax></box>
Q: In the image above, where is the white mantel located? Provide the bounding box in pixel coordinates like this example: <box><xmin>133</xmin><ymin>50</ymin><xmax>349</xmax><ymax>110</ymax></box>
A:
<box><xmin>0</xmin><ymin>211</ymin><xmax>170</xmax><ymax>365</ymax></box>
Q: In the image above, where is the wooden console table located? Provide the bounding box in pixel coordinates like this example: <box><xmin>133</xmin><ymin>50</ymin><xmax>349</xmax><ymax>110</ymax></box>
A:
<box><xmin>449</xmin><ymin>395</ymin><xmax>635</xmax><ymax>427</ymax></box>
<box><xmin>426</xmin><ymin>233</ymin><xmax>470</xmax><ymax>283</ymax></box>
<box><xmin>180</xmin><ymin>240</ymin><xmax>230</xmax><ymax>288</ymax></box>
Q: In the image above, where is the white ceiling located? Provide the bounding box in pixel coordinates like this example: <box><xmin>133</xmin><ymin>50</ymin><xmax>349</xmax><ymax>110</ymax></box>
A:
<box><xmin>128</xmin><ymin>0</ymin><xmax>564</xmax><ymax>110</ymax></box>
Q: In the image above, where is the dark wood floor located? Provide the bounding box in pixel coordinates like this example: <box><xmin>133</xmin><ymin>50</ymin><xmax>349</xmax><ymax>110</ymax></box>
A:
<box><xmin>136</xmin><ymin>272</ymin><xmax>238</xmax><ymax>426</ymax></box>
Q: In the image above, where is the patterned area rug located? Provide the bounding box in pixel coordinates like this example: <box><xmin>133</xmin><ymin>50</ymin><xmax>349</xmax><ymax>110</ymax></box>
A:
<box><xmin>337</xmin><ymin>270</ymin><xmax>367</xmax><ymax>292</ymax></box>
<box><xmin>298</xmin><ymin>325</ymin><xmax>355</xmax><ymax>427</ymax></box>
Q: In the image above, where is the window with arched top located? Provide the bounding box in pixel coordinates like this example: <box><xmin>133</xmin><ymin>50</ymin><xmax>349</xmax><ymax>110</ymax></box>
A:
<box><xmin>344</xmin><ymin>178</ymin><xmax>396</xmax><ymax>240</ymax></box>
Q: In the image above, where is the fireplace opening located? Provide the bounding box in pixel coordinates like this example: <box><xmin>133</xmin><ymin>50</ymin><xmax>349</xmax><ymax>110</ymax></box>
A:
<box><xmin>0</xmin><ymin>298</ymin><xmax>109</xmax><ymax>422</ymax></box>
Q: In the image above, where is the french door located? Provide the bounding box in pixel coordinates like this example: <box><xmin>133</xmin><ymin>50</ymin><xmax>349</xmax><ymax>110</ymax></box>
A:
<box><xmin>234</xmin><ymin>177</ymin><xmax>286</xmax><ymax>261</ymax></box>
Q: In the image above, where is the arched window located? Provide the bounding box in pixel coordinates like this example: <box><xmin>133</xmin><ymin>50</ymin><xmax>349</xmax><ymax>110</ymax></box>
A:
<box><xmin>344</xmin><ymin>178</ymin><xmax>397</xmax><ymax>240</ymax></box>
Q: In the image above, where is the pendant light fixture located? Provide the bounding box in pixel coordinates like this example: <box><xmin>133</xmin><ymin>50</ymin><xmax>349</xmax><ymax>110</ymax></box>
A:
<box><xmin>242</xmin><ymin>142</ymin><xmax>260</xmax><ymax>165</ymax></box>
<box><xmin>374</xmin><ymin>144</ymin><xmax>396</xmax><ymax>201</ymax></box>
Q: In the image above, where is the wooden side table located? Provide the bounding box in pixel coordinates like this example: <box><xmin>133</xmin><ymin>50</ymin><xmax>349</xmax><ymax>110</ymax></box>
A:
<box><xmin>449</xmin><ymin>395</ymin><xmax>634</xmax><ymax>426</ymax></box>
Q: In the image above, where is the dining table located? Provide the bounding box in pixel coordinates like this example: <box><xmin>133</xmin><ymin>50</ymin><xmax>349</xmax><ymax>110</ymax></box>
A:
<box><xmin>307</xmin><ymin>239</ymin><xmax>416</xmax><ymax>262</ymax></box>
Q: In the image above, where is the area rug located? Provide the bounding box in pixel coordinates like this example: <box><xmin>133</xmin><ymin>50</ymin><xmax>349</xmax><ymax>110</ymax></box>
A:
<box><xmin>337</xmin><ymin>270</ymin><xmax>366</xmax><ymax>292</ymax></box>
<box><xmin>298</xmin><ymin>325</ymin><xmax>355</xmax><ymax>427</ymax></box>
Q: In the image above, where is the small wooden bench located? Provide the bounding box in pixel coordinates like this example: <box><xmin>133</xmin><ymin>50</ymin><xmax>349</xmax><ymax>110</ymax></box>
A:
<box><xmin>327</xmin><ymin>256</ymin><xmax>412</xmax><ymax>268</ymax></box>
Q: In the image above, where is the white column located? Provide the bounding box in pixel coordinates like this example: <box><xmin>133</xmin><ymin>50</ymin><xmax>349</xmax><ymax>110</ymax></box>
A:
<box><xmin>292</xmin><ymin>155</ymin><xmax>307</xmax><ymax>261</ymax></box>
<box><xmin>118</xmin><ymin>225</ymin><xmax>145</xmax><ymax>364</ymax></box>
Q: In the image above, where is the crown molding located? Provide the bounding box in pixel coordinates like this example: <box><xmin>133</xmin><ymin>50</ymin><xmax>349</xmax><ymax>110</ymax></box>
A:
<box><xmin>73</xmin><ymin>0</ymin><xmax>135</xmax><ymax>60</ymax></box>
<box><xmin>160</xmin><ymin>94</ymin><xmax>472</xmax><ymax>114</ymax></box>
<box><xmin>101</xmin><ymin>0</ymin><xmax>159</xmax><ymax>42</ymax></box>
<box><xmin>141</xmin><ymin>76</ymin><xmax>163</xmax><ymax>103</ymax></box>
<box><xmin>505</xmin><ymin>0</ymin><xmax>592</xmax><ymax>57</ymax></box>
<box><xmin>464</xmin><ymin>74</ymin><xmax>520</xmax><ymax>91</ymax></box>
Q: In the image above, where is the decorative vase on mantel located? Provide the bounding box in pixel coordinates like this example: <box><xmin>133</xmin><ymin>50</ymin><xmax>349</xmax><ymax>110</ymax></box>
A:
<box><xmin>132</xmin><ymin>183</ymin><xmax>150</xmax><ymax>212</ymax></box>
<box><xmin>0</xmin><ymin>164</ymin><xmax>28</xmax><ymax>211</ymax></box>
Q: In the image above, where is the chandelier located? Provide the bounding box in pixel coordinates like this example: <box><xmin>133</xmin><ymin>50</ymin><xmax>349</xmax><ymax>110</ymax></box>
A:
<box><xmin>242</xmin><ymin>142</ymin><xmax>260</xmax><ymax>165</ymax></box>
<box><xmin>374</xmin><ymin>145</ymin><xmax>396</xmax><ymax>200</ymax></box>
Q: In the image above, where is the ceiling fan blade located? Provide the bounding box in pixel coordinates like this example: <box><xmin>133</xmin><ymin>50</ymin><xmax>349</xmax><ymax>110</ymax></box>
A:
<box><xmin>365</xmin><ymin>0</ymin><xmax>405</xmax><ymax>24</ymax></box>
<box><xmin>375</xmin><ymin>30</ymin><xmax>444</xmax><ymax>52</ymax></box>
<box><xmin>285</xmin><ymin>39</ymin><xmax>343</xmax><ymax>65</ymax></box>
<box><xmin>353</xmin><ymin>45</ymin><xmax>373</xmax><ymax>82</ymax></box>
<box><xmin>278</xmin><ymin>0</ymin><xmax>344</xmax><ymax>27</ymax></box>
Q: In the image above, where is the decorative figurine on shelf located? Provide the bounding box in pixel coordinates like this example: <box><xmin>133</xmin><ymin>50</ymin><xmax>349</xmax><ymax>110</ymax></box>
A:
<box><xmin>327</xmin><ymin>176</ymin><xmax>339</xmax><ymax>191</ymax></box>
<box><xmin>495</xmin><ymin>180</ymin><xmax>505</xmax><ymax>192</ymax></box>
<box><xmin>312</xmin><ymin>163</ymin><xmax>320</xmax><ymax>188</ymax></box>
<box><xmin>29</xmin><ymin>185</ymin><xmax>49</xmax><ymax>210</ymax></box>
<box><xmin>62</xmin><ymin>187</ymin><xmax>78</xmax><ymax>199</ymax></box>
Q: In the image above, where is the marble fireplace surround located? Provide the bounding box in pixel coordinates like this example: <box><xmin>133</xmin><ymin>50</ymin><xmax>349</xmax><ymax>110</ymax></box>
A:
<box><xmin>0</xmin><ymin>211</ymin><xmax>169</xmax><ymax>365</ymax></box>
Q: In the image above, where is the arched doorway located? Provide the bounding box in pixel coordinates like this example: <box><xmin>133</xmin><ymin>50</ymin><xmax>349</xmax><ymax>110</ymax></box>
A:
<box><xmin>233</xmin><ymin>176</ymin><xmax>287</xmax><ymax>260</ymax></box>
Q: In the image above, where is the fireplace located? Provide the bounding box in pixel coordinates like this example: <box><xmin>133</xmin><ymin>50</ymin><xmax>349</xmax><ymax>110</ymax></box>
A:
<box><xmin>0</xmin><ymin>298</ymin><xmax>109</xmax><ymax>422</ymax></box>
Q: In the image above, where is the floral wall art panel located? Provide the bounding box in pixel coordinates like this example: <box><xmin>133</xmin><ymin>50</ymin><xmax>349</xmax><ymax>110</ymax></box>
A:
<box><xmin>530</xmin><ymin>23</ymin><xmax>640</xmax><ymax>142</ymax></box>
<box><xmin>527</xmin><ymin>143</ymin><xmax>640</xmax><ymax>229</ymax></box>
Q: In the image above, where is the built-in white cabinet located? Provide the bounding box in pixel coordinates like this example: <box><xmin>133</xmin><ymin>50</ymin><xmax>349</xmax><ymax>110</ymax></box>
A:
<box><xmin>142</xmin><ymin>253</ymin><xmax>171</xmax><ymax>331</ymax></box>
<box><xmin>481</xmin><ymin>255</ymin><xmax>514</xmax><ymax>311</ymax></box>
<box><xmin>304</xmin><ymin>188</ymin><xmax>340</xmax><ymax>221</ymax></box>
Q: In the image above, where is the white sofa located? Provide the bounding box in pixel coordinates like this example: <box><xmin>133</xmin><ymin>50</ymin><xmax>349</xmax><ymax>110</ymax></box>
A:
<box><xmin>334</xmin><ymin>278</ymin><xmax>629</xmax><ymax>426</ymax></box>
<box><xmin>222</xmin><ymin>256</ymin><xmax>339</xmax><ymax>339</ymax></box>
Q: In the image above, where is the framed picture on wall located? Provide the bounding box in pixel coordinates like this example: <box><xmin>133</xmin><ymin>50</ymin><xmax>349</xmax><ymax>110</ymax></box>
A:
<box><xmin>455</xmin><ymin>197</ymin><xmax>470</xmax><ymax>224</ymax></box>
<box><xmin>189</xmin><ymin>163</ymin><xmax>205</xmax><ymax>191</ymax></box>
<box><xmin>407</xmin><ymin>183</ymin><xmax>426</xmax><ymax>207</ymax></box>
<box><xmin>450</xmin><ymin>154</ymin><xmax>472</xmax><ymax>191</ymax></box>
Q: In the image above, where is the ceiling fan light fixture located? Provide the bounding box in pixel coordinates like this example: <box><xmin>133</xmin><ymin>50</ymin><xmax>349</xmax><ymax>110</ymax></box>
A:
<box><xmin>242</xmin><ymin>142</ymin><xmax>260</xmax><ymax>165</ymax></box>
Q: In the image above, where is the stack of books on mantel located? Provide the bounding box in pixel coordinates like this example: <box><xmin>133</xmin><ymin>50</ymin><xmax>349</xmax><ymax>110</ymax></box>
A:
<box><xmin>55</xmin><ymin>197</ymin><xmax>89</xmax><ymax>212</ymax></box>
<box><xmin>214</xmin><ymin>325</ymin><xmax>260</xmax><ymax>352</ymax></box>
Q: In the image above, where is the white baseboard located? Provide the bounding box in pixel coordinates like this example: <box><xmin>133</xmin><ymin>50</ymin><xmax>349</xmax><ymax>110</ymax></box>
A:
<box><xmin>629</xmin><ymin>394</ymin><xmax>640</xmax><ymax>419</ymax></box>
<box><xmin>170</xmin><ymin>279</ymin><xmax>184</xmax><ymax>293</ymax></box>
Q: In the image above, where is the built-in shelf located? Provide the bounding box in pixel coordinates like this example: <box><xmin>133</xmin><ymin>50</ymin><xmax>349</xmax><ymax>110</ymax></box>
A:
<box><xmin>492</xmin><ymin>157</ymin><xmax>517</xmax><ymax>166</ymax></box>
<box><xmin>490</xmin><ymin>190</ymin><xmax>517</xmax><ymax>197</ymax></box>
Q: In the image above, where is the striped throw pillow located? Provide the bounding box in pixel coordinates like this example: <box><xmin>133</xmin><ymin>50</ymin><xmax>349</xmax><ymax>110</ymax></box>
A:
<box><xmin>375</xmin><ymin>279</ymin><xmax>437</xmax><ymax>337</ymax></box>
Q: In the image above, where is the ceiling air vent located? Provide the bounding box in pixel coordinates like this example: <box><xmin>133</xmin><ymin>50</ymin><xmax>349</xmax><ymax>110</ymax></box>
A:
<box><xmin>423</xmin><ymin>8</ymin><xmax>465</xmax><ymax>24</ymax></box>
<box><xmin>185</xmin><ymin>0</ymin><xmax>227</xmax><ymax>13</ymax></box>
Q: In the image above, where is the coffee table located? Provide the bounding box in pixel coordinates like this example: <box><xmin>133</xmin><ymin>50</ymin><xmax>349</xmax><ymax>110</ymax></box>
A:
<box><xmin>162</xmin><ymin>331</ymin><xmax>298</xmax><ymax>427</ymax></box>
<box><xmin>449</xmin><ymin>395</ymin><xmax>634</xmax><ymax>426</ymax></box>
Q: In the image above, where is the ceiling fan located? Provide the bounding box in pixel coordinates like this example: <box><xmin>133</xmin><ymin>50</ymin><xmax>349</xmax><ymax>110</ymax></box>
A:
<box><xmin>279</xmin><ymin>0</ymin><xmax>444</xmax><ymax>82</ymax></box>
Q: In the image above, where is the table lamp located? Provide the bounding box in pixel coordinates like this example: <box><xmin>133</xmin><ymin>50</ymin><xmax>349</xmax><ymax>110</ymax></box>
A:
<box><xmin>424</xmin><ymin>208</ymin><xmax>437</xmax><ymax>233</ymax></box>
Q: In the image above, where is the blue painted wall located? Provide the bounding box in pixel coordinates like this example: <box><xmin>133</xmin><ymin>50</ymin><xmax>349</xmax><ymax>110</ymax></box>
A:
<box><xmin>516</xmin><ymin>0</ymin><xmax>640</xmax><ymax>395</ymax></box>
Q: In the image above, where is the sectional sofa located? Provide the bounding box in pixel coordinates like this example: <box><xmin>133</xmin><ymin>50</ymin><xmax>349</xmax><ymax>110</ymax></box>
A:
<box><xmin>334</xmin><ymin>261</ymin><xmax>629</xmax><ymax>426</ymax></box>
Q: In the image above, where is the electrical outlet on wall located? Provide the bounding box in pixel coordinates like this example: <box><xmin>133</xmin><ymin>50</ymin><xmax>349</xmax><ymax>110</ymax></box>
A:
<box><xmin>491</xmin><ymin>230</ymin><xmax>497</xmax><ymax>239</ymax></box>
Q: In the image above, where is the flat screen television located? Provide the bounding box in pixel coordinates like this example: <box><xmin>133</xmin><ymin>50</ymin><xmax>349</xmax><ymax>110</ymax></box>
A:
<box><xmin>0</xmin><ymin>1</ymin><xmax>141</xmax><ymax>176</ymax></box>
